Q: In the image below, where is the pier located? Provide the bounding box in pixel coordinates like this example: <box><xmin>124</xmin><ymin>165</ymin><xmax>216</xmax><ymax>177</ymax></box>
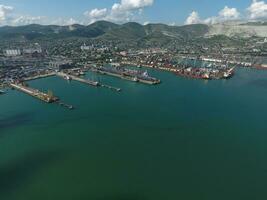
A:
<box><xmin>10</xmin><ymin>83</ymin><xmax>59</xmax><ymax>103</ymax></box>
<box><xmin>57</xmin><ymin>72</ymin><xmax>121</xmax><ymax>92</ymax></box>
<box><xmin>57</xmin><ymin>72</ymin><xmax>99</xmax><ymax>87</ymax></box>
<box><xmin>89</xmin><ymin>66</ymin><xmax>161</xmax><ymax>85</ymax></box>
<box><xmin>9</xmin><ymin>82</ymin><xmax>74</xmax><ymax>110</ymax></box>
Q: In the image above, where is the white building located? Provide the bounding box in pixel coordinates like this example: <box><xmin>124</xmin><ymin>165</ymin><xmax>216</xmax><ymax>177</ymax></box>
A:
<box><xmin>4</xmin><ymin>49</ymin><xmax>21</xmax><ymax>57</ymax></box>
<box><xmin>81</xmin><ymin>44</ymin><xmax>93</xmax><ymax>51</ymax></box>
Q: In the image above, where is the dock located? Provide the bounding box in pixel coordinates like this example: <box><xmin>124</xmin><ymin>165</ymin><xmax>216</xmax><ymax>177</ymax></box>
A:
<box><xmin>57</xmin><ymin>72</ymin><xmax>99</xmax><ymax>87</ymax></box>
<box><xmin>56</xmin><ymin>72</ymin><xmax>121</xmax><ymax>92</ymax></box>
<box><xmin>89</xmin><ymin>67</ymin><xmax>161</xmax><ymax>85</ymax></box>
<box><xmin>9</xmin><ymin>82</ymin><xmax>74</xmax><ymax>110</ymax></box>
<box><xmin>10</xmin><ymin>83</ymin><xmax>59</xmax><ymax>103</ymax></box>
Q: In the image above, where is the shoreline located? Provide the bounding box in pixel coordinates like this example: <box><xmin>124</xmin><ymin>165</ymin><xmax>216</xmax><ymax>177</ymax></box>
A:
<box><xmin>23</xmin><ymin>72</ymin><xmax>56</xmax><ymax>81</ymax></box>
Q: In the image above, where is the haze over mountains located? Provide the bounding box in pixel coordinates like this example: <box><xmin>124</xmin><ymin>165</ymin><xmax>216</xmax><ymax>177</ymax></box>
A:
<box><xmin>0</xmin><ymin>20</ymin><xmax>266</xmax><ymax>42</ymax></box>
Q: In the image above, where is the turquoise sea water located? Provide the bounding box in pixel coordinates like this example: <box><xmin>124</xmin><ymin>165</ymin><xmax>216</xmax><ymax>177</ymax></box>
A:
<box><xmin>0</xmin><ymin>68</ymin><xmax>267</xmax><ymax>200</ymax></box>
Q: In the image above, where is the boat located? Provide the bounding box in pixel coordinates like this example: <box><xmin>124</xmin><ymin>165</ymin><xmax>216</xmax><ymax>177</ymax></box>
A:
<box><xmin>202</xmin><ymin>73</ymin><xmax>210</xmax><ymax>79</ymax></box>
<box><xmin>133</xmin><ymin>77</ymin><xmax>138</xmax><ymax>82</ymax></box>
<box><xmin>64</xmin><ymin>75</ymin><xmax>72</xmax><ymax>81</ymax></box>
<box><xmin>142</xmin><ymin>71</ymin><xmax>149</xmax><ymax>77</ymax></box>
<box><xmin>0</xmin><ymin>90</ymin><xmax>5</xmax><ymax>94</ymax></box>
<box><xmin>223</xmin><ymin>67</ymin><xmax>235</xmax><ymax>79</ymax></box>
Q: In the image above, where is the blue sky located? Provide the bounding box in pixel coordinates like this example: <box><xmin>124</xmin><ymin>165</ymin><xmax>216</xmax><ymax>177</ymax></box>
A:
<box><xmin>0</xmin><ymin>0</ymin><xmax>266</xmax><ymax>26</ymax></box>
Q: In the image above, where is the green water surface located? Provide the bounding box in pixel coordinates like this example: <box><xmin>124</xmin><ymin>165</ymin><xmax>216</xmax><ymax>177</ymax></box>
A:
<box><xmin>0</xmin><ymin>68</ymin><xmax>267</xmax><ymax>200</ymax></box>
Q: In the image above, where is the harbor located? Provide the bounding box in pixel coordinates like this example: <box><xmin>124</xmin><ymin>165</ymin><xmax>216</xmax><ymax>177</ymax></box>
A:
<box><xmin>2</xmin><ymin>67</ymin><xmax>267</xmax><ymax>200</ymax></box>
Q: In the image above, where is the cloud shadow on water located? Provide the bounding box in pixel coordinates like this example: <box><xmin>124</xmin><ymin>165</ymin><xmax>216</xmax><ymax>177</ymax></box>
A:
<box><xmin>0</xmin><ymin>112</ymin><xmax>33</xmax><ymax>134</ymax></box>
<box><xmin>0</xmin><ymin>151</ymin><xmax>64</xmax><ymax>198</ymax></box>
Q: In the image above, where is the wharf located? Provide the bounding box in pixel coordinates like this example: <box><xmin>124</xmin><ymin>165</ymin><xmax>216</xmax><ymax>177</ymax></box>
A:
<box><xmin>10</xmin><ymin>83</ymin><xmax>59</xmax><ymax>103</ymax></box>
<box><xmin>121</xmin><ymin>61</ymin><xmax>178</xmax><ymax>72</ymax></box>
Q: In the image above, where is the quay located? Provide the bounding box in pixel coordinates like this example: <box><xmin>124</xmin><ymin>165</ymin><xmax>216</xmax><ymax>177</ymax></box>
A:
<box><xmin>23</xmin><ymin>72</ymin><xmax>56</xmax><ymax>81</ymax></box>
<box><xmin>10</xmin><ymin>83</ymin><xmax>59</xmax><ymax>103</ymax></box>
<box><xmin>57</xmin><ymin>72</ymin><xmax>121</xmax><ymax>92</ymax></box>
<box><xmin>121</xmin><ymin>61</ymin><xmax>234</xmax><ymax>80</ymax></box>
<box><xmin>121</xmin><ymin>61</ymin><xmax>179</xmax><ymax>72</ymax></box>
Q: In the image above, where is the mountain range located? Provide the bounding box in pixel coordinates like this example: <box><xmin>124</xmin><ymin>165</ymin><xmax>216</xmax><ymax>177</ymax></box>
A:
<box><xmin>0</xmin><ymin>20</ymin><xmax>266</xmax><ymax>42</ymax></box>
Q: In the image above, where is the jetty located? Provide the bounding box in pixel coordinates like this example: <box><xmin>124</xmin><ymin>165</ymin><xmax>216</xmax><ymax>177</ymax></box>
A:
<box><xmin>89</xmin><ymin>66</ymin><xmax>161</xmax><ymax>85</ymax></box>
<box><xmin>56</xmin><ymin>72</ymin><xmax>121</xmax><ymax>92</ymax></box>
<box><xmin>57</xmin><ymin>72</ymin><xmax>99</xmax><ymax>87</ymax></box>
<box><xmin>10</xmin><ymin>83</ymin><xmax>59</xmax><ymax>103</ymax></box>
<box><xmin>9</xmin><ymin>82</ymin><xmax>74</xmax><ymax>110</ymax></box>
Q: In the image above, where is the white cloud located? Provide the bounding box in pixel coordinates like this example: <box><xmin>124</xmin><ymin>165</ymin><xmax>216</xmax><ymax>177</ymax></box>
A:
<box><xmin>84</xmin><ymin>8</ymin><xmax>107</xmax><ymax>22</ymax></box>
<box><xmin>84</xmin><ymin>0</ymin><xmax>154</xmax><ymax>24</ymax></box>
<box><xmin>143</xmin><ymin>21</ymin><xmax>150</xmax><ymax>25</ymax></box>
<box><xmin>185</xmin><ymin>11</ymin><xmax>201</xmax><ymax>25</ymax></box>
<box><xmin>112</xmin><ymin>0</ymin><xmax>153</xmax><ymax>11</ymax></box>
<box><xmin>247</xmin><ymin>0</ymin><xmax>267</xmax><ymax>19</ymax></box>
<box><xmin>219</xmin><ymin>6</ymin><xmax>240</xmax><ymax>20</ymax></box>
<box><xmin>11</xmin><ymin>16</ymin><xmax>46</xmax><ymax>26</ymax></box>
<box><xmin>185</xmin><ymin>6</ymin><xmax>241</xmax><ymax>25</ymax></box>
<box><xmin>0</xmin><ymin>4</ymin><xmax>82</xmax><ymax>26</ymax></box>
<box><xmin>0</xmin><ymin>5</ymin><xmax>14</xmax><ymax>23</ymax></box>
<box><xmin>51</xmin><ymin>17</ymin><xmax>81</xmax><ymax>26</ymax></box>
